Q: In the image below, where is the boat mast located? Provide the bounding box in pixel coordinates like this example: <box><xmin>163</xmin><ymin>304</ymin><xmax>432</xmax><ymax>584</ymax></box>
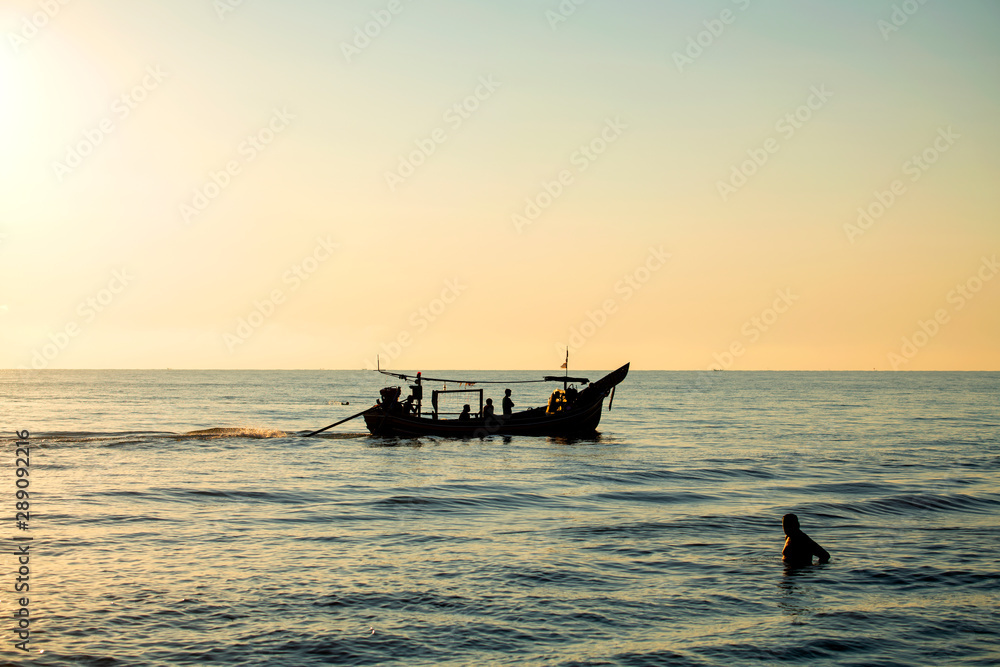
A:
<box><xmin>563</xmin><ymin>348</ymin><xmax>569</xmax><ymax>391</ymax></box>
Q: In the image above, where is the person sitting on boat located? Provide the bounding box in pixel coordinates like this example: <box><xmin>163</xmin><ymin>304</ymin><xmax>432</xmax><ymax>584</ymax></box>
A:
<box><xmin>781</xmin><ymin>513</ymin><xmax>830</xmax><ymax>567</ymax></box>
<box><xmin>483</xmin><ymin>398</ymin><xmax>495</xmax><ymax>419</ymax></box>
<box><xmin>380</xmin><ymin>386</ymin><xmax>402</xmax><ymax>414</ymax></box>
<box><xmin>458</xmin><ymin>404</ymin><xmax>471</xmax><ymax>421</ymax></box>
<box><xmin>546</xmin><ymin>389</ymin><xmax>567</xmax><ymax>414</ymax></box>
<box><xmin>565</xmin><ymin>386</ymin><xmax>578</xmax><ymax>406</ymax></box>
<box><xmin>502</xmin><ymin>389</ymin><xmax>514</xmax><ymax>417</ymax></box>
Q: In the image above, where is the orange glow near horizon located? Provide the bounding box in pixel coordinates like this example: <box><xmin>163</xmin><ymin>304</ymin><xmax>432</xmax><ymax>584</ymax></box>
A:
<box><xmin>1</xmin><ymin>1</ymin><xmax>998</xmax><ymax>370</ymax></box>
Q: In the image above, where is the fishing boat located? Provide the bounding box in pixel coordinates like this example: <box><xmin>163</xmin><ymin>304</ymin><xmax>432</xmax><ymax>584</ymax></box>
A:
<box><xmin>352</xmin><ymin>362</ymin><xmax>629</xmax><ymax>438</ymax></box>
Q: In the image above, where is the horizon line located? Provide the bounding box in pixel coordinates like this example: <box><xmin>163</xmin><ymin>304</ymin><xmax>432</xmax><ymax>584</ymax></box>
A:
<box><xmin>4</xmin><ymin>368</ymin><xmax>999</xmax><ymax>372</ymax></box>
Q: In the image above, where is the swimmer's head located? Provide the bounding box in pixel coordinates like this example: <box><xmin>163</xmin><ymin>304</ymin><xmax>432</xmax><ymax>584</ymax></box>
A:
<box><xmin>782</xmin><ymin>513</ymin><xmax>800</xmax><ymax>534</ymax></box>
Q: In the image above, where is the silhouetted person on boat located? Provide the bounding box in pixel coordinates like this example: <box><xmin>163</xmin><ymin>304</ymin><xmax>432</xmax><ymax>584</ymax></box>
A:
<box><xmin>782</xmin><ymin>513</ymin><xmax>830</xmax><ymax>567</ymax></box>
<box><xmin>458</xmin><ymin>404</ymin><xmax>471</xmax><ymax>421</ymax></box>
<box><xmin>483</xmin><ymin>398</ymin><xmax>495</xmax><ymax>419</ymax></box>
<box><xmin>502</xmin><ymin>389</ymin><xmax>514</xmax><ymax>417</ymax></box>
<box><xmin>380</xmin><ymin>386</ymin><xmax>402</xmax><ymax>414</ymax></box>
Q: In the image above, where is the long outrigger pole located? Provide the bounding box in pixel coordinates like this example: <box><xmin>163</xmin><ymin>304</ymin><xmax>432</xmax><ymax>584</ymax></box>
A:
<box><xmin>303</xmin><ymin>409</ymin><xmax>368</xmax><ymax>437</ymax></box>
<box><xmin>375</xmin><ymin>370</ymin><xmax>590</xmax><ymax>385</ymax></box>
<box><xmin>374</xmin><ymin>350</ymin><xmax>589</xmax><ymax>387</ymax></box>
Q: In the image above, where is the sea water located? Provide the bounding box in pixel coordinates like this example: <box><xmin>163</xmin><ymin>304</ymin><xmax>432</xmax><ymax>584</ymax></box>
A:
<box><xmin>0</xmin><ymin>370</ymin><xmax>997</xmax><ymax>666</ymax></box>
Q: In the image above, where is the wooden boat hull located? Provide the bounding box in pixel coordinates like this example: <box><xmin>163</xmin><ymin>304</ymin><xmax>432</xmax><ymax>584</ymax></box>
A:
<box><xmin>361</xmin><ymin>363</ymin><xmax>629</xmax><ymax>438</ymax></box>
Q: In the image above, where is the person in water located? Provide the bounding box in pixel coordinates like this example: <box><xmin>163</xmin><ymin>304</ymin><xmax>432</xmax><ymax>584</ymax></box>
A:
<box><xmin>458</xmin><ymin>404</ymin><xmax>471</xmax><ymax>421</ymax></box>
<box><xmin>781</xmin><ymin>513</ymin><xmax>830</xmax><ymax>566</ymax></box>
<box><xmin>483</xmin><ymin>398</ymin><xmax>495</xmax><ymax>418</ymax></box>
<box><xmin>502</xmin><ymin>389</ymin><xmax>514</xmax><ymax>417</ymax></box>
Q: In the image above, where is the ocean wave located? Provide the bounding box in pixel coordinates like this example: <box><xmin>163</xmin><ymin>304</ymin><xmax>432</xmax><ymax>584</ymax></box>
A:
<box><xmin>6</xmin><ymin>427</ymin><xmax>302</xmax><ymax>448</ymax></box>
<box><xmin>691</xmin><ymin>635</ymin><xmax>900</xmax><ymax>665</ymax></box>
<box><xmin>178</xmin><ymin>427</ymin><xmax>288</xmax><ymax>439</ymax></box>
<box><xmin>855</xmin><ymin>565</ymin><xmax>1000</xmax><ymax>590</ymax></box>
<box><xmin>371</xmin><ymin>491</ymin><xmax>559</xmax><ymax>512</ymax></box>
<box><xmin>171</xmin><ymin>487</ymin><xmax>315</xmax><ymax>504</ymax></box>
<box><xmin>590</xmin><ymin>490</ymin><xmax>715</xmax><ymax>504</ymax></box>
<box><xmin>808</xmin><ymin>492</ymin><xmax>1000</xmax><ymax>517</ymax></box>
<box><xmin>7</xmin><ymin>430</ymin><xmax>174</xmax><ymax>445</ymax></box>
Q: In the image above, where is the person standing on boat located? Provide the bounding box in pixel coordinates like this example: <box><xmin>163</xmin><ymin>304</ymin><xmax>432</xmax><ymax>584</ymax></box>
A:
<box><xmin>781</xmin><ymin>513</ymin><xmax>830</xmax><ymax>567</ymax></box>
<box><xmin>502</xmin><ymin>389</ymin><xmax>514</xmax><ymax>418</ymax></box>
<box><xmin>483</xmin><ymin>398</ymin><xmax>495</xmax><ymax>419</ymax></box>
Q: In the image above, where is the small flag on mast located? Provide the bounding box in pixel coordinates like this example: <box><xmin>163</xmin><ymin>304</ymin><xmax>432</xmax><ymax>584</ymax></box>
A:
<box><xmin>561</xmin><ymin>349</ymin><xmax>568</xmax><ymax>369</ymax></box>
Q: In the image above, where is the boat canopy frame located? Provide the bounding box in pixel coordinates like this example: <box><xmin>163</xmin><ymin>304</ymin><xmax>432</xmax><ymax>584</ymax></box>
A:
<box><xmin>431</xmin><ymin>388</ymin><xmax>484</xmax><ymax>418</ymax></box>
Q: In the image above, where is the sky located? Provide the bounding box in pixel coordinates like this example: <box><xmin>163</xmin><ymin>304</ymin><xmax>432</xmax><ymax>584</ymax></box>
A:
<box><xmin>1</xmin><ymin>0</ymin><xmax>998</xmax><ymax>371</ymax></box>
